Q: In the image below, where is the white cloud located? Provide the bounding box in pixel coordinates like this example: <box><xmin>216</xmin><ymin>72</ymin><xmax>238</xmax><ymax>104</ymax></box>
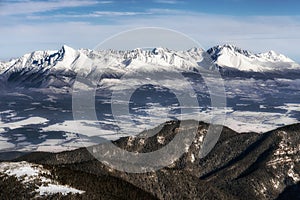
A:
<box><xmin>24</xmin><ymin>9</ymin><xmax>180</xmax><ymax>19</ymax></box>
<box><xmin>69</xmin><ymin>11</ymin><xmax>151</xmax><ymax>18</ymax></box>
<box><xmin>153</xmin><ymin>0</ymin><xmax>183</xmax><ymax>4</ymax></box>
<box><xmin>0</xmin><ymin>0</ymin><xmax>111</xmax><ymax>16</ymax></box>
<box><xmin>92</xmin><ymin>11</ymin><xmax>148</xmax><ymax>16</ymax></box>
<box><xmin>147</xmin><ymin>8</ymin><xmax>189</xmax><ymax>15</ymax></box>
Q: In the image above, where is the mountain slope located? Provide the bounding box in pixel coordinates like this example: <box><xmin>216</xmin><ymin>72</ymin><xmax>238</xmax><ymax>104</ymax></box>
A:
<box><xmin>2</xmin><ymin>121</ymin><xmax>299</xmax><ymax>199</ymax></box>
<box><xmin>207</xmin><ymin>44</ymin><xmax>299</xmax><ymax>72</ymax></box>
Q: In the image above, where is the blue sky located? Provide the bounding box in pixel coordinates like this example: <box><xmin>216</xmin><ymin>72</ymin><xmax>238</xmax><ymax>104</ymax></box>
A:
<box><xmin>1</xmin><ymin>0</ymin><xmax>300</xmax><ymax>61</ymax></box>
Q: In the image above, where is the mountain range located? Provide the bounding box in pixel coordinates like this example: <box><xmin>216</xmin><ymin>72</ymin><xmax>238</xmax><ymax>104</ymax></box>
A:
<box><xmin>1</xmin><ymin>44</ymin><xmax>300</xmax><ymax>89</ymax></box>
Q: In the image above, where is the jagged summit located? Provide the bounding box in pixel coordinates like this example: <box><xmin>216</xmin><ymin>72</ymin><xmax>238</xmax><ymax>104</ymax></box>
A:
<box><xmin>151</xmin><ymin>47</ymin><xmax>169</xmax><ymax>54</ymax></box>
<box><xmin>207</xmin><ymin>44</ymin><xmax>253</xmax><ymax>59</ymax></box>
<box><xmin>257</xmin><ymin>50</ymin><xmax>294</xmax><ymax>62</ymax></box>
<box><xmin>207</xmin><ymin>44</ymin><xmax>298</xmax><ymax>72</ymax></box>
<box><xmin>0</xmin><ymin>44</ymin><xmax>299</xmax><ymax>84</ymax></box>
<box><xmin>61</xmin><ymin>44</ymin><xmax>73</xmax><ymax>51</ymax></box>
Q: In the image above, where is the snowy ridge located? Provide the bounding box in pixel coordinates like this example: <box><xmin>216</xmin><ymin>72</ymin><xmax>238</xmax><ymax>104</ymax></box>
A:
<box><xmin>0</xmin><ymin>44</ymin><xmax>299</xmax><ymax>79</ymax></box>
<box><xmin>3</xmin><ymin>49</ymin><xmax>59</xmax><ymax>73</ymax></box>
<box><xmin>207</xmin><ymin>44</ymin><xmax>299</xmax><ymax>72</ymax></box>
<box><xmin>0</xmin><ymin>45</ymin><xmax>211</xmax><ymax>78</ymax></box>
<box><xmin>75</xmin><ymin>46</ymin><xmax>213</xmax><ymax>74</ymax></box>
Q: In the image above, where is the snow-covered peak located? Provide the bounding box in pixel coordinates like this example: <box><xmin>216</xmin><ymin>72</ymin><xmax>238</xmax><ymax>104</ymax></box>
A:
<box><xmin>61</xmin><ymin>44</ymin><xmax>74</xmax><ymax>52</ymax></box>
<box><xmin>79</xmin><ymin>46</ymin><xmax>210</xmax><ymax>73</ymax></box>
<box><xmin>54</xmin><ymin>45</ymin><xmax>80</xmax><ymax>70</ymax></box>
<box><xmin>0</xmin><ymin>45</ymin><xmax>80</xmax><ymax>75</ymax></box>
<box><xmin>120</xmin><ymin>47</ymin><xmax>212</xmax><ymax>71</ymax></box>
<box><xmin>207</xmin><ymin>44</ymin><xmax>299</xmax><ymax>72</ymax></box>
<box><xmin>6</xmin><ymin>49</ymin><xmax>58</xmax><ymax>72</ymax></box>
<box><xmin>151</xmin><ymin>47</ymin><xmax>170</xmax><ymax>55</ymax></box>
<box><xmin>256</xmin><ymin>50</ymin><xmax>294</xmax><ymax>63</ymax></box>
<box><xmin>207</xmin><ymin>44</ymin><xmax>253</xmax><ymax>60</ymax></box>
<box><xmin>1</xmin><ymin>44</ymin><xmax>299</xmax><ymax>78</ymax></box>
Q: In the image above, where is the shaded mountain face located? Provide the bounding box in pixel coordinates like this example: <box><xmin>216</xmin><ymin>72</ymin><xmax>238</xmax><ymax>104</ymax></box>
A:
<box><xmin>2</xmin><ymin>120</ymin><xmax>299</xmax><ymax>199</ymax></box>
<box><xmin>0</xmin><ymin>45</ymin><xmax>299</xmax><ymax>89</ymax></box>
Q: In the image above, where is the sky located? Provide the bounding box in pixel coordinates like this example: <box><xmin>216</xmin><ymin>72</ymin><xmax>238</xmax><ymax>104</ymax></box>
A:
<box><xmin>1</xmin><ymin>0</ymin><xmax>300</xmax><ymax>61</ymax></box>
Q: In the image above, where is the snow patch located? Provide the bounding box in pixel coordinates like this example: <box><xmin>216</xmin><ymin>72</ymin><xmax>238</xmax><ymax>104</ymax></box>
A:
<box><xmin>0</xmin><ymin>162</ymin><xmax>84</xmax><ymax>197</ymax></box>
<box><xmin>39</xmin><ymin>184</ymin><xmax>84</xmax><ymax>196</ymax></box>
<box><xmin>190</xmin><ymin>153</ymin><xmax>195</xmax><ymax>163</ymax></box>
<box><xmin>1</xmin><ymin>117</ymin><xmax>49</xmax><ymax>130</ymax></box>
<box><xmin>157</xmin><ymin>135</ymin><xmax>165</xmax><ymax>144</ymax></box>
<box><xmin>271</xmin><ymin>178</ymin><xmax>280</xmax><ymax>189</ymax></box>
<box><xmin>287</xmin><ymin>164</ymin><xmax>300</xmax><ymax>182</ymax></box>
